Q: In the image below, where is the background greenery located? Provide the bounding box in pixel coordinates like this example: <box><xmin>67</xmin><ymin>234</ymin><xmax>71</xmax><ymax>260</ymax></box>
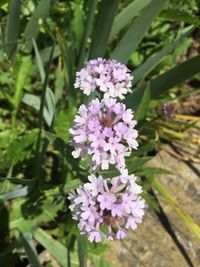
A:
<box><xmin>0</xmin><ymin>0</ymin><xmax>199</xmax><ymax>266</ymax></box>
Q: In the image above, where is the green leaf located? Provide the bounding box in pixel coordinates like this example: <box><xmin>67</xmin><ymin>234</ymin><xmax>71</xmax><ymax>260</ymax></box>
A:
<box><xmin>70</xmin><ymin>1</ymin><xmax>85</xmax><ymax>51</ymax></box>
<box><xmin>12</xmin><ymin>56</ymin><xmax>32</xmax><ymax>109</ymax></box>
<box><xmin>126</xmin><ymin>55</ymin><xmax>200</xmax><ymax>108</ymax></box>
<box><xmin>32</xmin><ymin>39</ymin><xmax>45</xmax><ymax>81</ymax></box>
<box><xmin>56</xmin><ymin>31</ymin><xmax>75</xmax><ymax>102</ymax></box>
<box><xmin>55</xmin><ymin>107</ymin><xmax>77</xmax><ymax>141</ymax></box>
<box><xmin>0</xmin><ymin>185</ymin><xmax>28</xmax><ymax>201</ymax></box>
<box><xmin>110</xmin><ymin>0</ymin><xmax>152</xmax><ymax>38</ymax></box>
<box><xmin>77</xmin><ymin>236</ymin><xmax>87</xmax><ymax>267</ymax></box>
<box><xmin>111</xmin><ymin>0</ymin><xmax>168</xmax><ymax>63</ymax></box>
<box><xmin>10</xmin><ymin>197</ymin><xmax>62</xmax><ymax>232</ymax></box>
<box><xmin>159</xmin><ymin>9</ymin><xmax>200</xmax><ymax>25</ymax></box>
<box><xmin>153</xmin><ymin>179</ymin><xmax>200</xmax><ymax>241</ymax></box>
<box><xmin>133</xmin><ymin>27</ymin><xmax>194</xmax><ymax>85</ymax></box>
<box><xmin>34</xmin><ymin>228</ymin><xmax>79</xmax><ymax>267</ymax></box>
<box><xmin>78</xmin><ymin>0</ymin><xmax>98</xmax><ymax>69</ymax></box>
<box><xmin>141</xmin><ymin>191</ymin><xmax>160</xmax><ymax>212</ymax></box>
<box><xmin>22</xmin><ymin>93</ymin><xmax>54</xmax><ymax>127</ymax></box>
<box><xmin>24</xmin><ymin>0</ymin><xmax>51</xmax><ymax>41</ymax></box>
<box><xmin>89</xmin><ymin>0</ymin><xmax>119</xmax><ymax>58</ymax></box>
<box><xmin>150</xmin><ymin>54</ymin><xmax>200</xmax><ymax>99</ymax></box>
<box><xmin>0</xmin><ymin>129</ymin><xmax>38</xmax><ymax>170</ymax></box>
<box><xmin>134</xmin><ymin>83</ymin><xmax>150</xmax><ymax>121</ymax></box>
<box><xmin>21</xmin><ymin>232</ymin><xmax>41</xmax><ymax>267</ymax></box>
<box><xmin>5</xmin><ymin>0</ymin><xmax>20</xmax><ymax>58</ymax></box>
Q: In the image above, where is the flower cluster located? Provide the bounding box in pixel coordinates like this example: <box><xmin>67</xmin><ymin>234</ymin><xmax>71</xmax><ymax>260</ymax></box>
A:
<box><xmin>75</xmin><ymin>58</ymin><xmax>133</xmax><ymax>99</ymax></box>
<box><xmin>69</xmin><ymin>98</ymin><xmax>138</xmax><ymax>173</ymax></box>
<box><xmin>68</xmin><ymin>58</ymin><xmax>145</xmax><ymax>243</ymax></box>
<box><xmin>68</xmin><ymin>174</ymin><xmax>145</xmax><ymax>242</ymax></box>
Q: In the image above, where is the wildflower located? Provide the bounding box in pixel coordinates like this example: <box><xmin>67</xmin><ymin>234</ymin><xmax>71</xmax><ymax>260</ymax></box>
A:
<box><xmin>75</xmin><ymin>58</ymin><xmax>133</xmax><ymax>99</ymax></box>
<box><xmin>162</xmin><ymin>103</ymin><xmax>175</xmax><ymax>118</ymax></box>
<box><xmin>68</xmin><ymin>173</ymin><xmax>145</xmax><ymax>243</ymax></box>
<box><xmin>69</xmin><ymin>98</ymin><xmax>138</xmax><ymax>173</ymax></box>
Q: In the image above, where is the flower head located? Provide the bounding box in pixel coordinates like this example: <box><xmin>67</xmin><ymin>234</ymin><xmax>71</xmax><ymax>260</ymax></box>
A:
<box><xmin>69</xmin><ymin>98</ymin><xmax>138</xmax><ymax>173</ymax></box>
<box><xmin>75</xmin><ymin>58</ymin><xmax>133</xmax><ymax>99</ymax></box>
<box><xmin>68</xmin><ymin>173</ymin><xmax>145</xmax><ymax>243</ymax></box>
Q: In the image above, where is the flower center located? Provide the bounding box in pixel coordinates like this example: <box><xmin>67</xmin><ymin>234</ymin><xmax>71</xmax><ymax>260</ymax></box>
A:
<box><xmin>100</xmin><ymin>114</ymin><xmax>113</xmax><ymax>127</ymax></box>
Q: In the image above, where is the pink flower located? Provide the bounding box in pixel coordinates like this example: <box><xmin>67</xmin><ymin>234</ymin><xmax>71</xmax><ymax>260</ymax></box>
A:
<box><xmin>68</xmin><ymin>173</ymin><xmax>145</xmax><ymax>243</ymax></box>
<box><xmin>69</xmin><ymin>98</ymin><xmax>138</xmax><ymax>173</ymax></box>
<box><xmin>97</xmin><ymin>192</ymin><xmax>116</xmax><ymax>210</ymax></box>
<box><xmin>75</xmin><ymin>58</ymin><xmax>133</xmax><ymax>99</ymax></box>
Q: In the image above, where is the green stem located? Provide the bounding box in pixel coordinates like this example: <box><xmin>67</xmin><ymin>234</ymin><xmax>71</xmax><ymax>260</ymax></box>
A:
<box><xmin>153</xmin><ymin>179</ymin><xmax>200</xmax><ymax>241</ymax></box>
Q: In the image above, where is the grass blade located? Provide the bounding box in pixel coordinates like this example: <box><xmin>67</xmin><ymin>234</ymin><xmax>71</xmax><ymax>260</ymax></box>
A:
<box><xmin>77</xmin><ymin>0</ymin><xmax>98</xmax><ymax>69</ymax></box>
<box><xmin>34</xmin><ymin>44</ymin><xmax>55</xmax><ymax>179</ymax></box>
<box><xmin>89</xmin><ymin>0</ymin><xmax>120</xmax><ymax>59</ymax></box>
<box><xmin>153</xmin><ymin>179</ymin><xmax>200</xmax><ymax>241</ymax></box>
<box><xmin>126</xmin><ymin>55</ymin><xmax>200</xmax><ymax>109</ymax></box>
<box><xmin>34</xmin><ymin>228</ymin><xmax>79</xmax><ymax>267</ymax></box>
<box><xmin>110</xmin><ymin>0</ymin><xmax>152</xmax><ymax>38</ymax></box>
<box><xmin>24</xmin><ymin>0</ymin><xmax>51</xmax><ymax>41</ymax></box>
<box><xmin>160</xmin><ymin>9</ymin><xmax>200</xmax><ymax>25</ymax></box>
<box><xmin>111</xmin><ymin>0</ymin><xmax>168</xmax><ymax>63</ymax></box>
<box><xmin>77</xmin><ymin>236</ymin><xmax>87</xmax><ymax>267</ymax></box>
<box><xmin>21</xmin><ymin>232</ymin><xmax>41</xmax><ymax>267</ymax></box>
<box><xmin>5</xmin><ymin>0</ymin><xmax>20</xmax><ymax>58</ymax></box>
<box><xmin>56</xmin><ymin>30</ymin><xmax>75</xmax><ymax>103</ymax></box>
<box><xmin>133</xmin><ymin>26</ymin><xmax>194</xmax><ymax>85</ymax></box>
<box><xmin>150</xmin><ymin>54</ymin><xmax>200</xmax><ymax>99</ymax></box>
<box><xmin>134</xmin><ymin>83</ymin><xmax>150</xmax><ymax>121</ymax></box>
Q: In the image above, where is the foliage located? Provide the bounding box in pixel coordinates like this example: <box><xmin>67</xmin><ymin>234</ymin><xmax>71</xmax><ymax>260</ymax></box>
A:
<box><xmin>0</xmin><ymin>0</ymin><xmax>199</xmax><ymax>266</ymax></box>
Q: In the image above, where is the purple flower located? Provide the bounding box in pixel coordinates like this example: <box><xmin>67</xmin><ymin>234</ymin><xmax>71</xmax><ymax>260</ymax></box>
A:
<box><xmin>68</xmin><ymin>173</ymin><xmax>145</xmax><ymax>243</ymax></box>
<box><xmin>97</xmin><ymin>192</ymin><xmax>116</xmax><ymax>210</ymax></box>
<box><xmin>69</xmin><ymin>98</ymin><xmax>138</xmax><ymax>173</ymax></box>
<box><xmin>88</xmin><ymin>231</ymin><xmax>103</xmax><ymax>243</ymax></box>
<box><xmin>75</xmin><ymin>58</ymin><xmax>133</xmax><ymax>99</ymax></box>
<box><xmin>116</xmin><ymin>229</ymin><xmax>127</xmax><ymax>240</ymax></box>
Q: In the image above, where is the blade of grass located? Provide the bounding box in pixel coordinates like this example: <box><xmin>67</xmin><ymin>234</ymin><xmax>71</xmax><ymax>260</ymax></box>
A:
<box><xmin>21</xmin><ymin>232</ymin><xmax>41</xmax><ymax>267</ymax></box>
<box><xmin>32</xmin><ymin>39</ymin><xmax>45</xmax><ymax>81</ymax></box>
<box><xmin>133</xmin><ymin>26</ymin><xmax>194</xmax><ymax>85</ymax></box>
<box><xmin>77</xmin><ymin>236</ymin><xmax>87</xmax><ymax>267</ymax></box>
<box><xmin>126</xmin><ymin>55</ymin><xmax>200</xmax><ymax>109</ymax></box>
<box><xmin>153</xmin><ymin>179</ymin><xmax>200</xmax><ymax>241</ymax></box>
<box><xmin>111</xmin><ymin>0</ymin><xmax>168</xmax><ymax>63</ymax></box>
<box><xmin>150</xmin><ymin>54</ymin><xmax>200</xmax><ymax>99</ymax></box>
<box><xmin>34</xmin><ymin>44</ymin><xmax>55</xmax><ymax>179</ymax></box>
<box><xmin>110</xmin><ymin>0</ymin><xmax>152</xmax><ymax>38</ymax></box>
<box><xmin>77</xmin><ymin>0</ymin><xmax>98</xmax><ymax>69</ymax></box>
<box><xmin>134</xmin><ymin>83</ymin><xmax>150</xmax><ymax>120</ymax></box>
<box><xmin>24</xmin><ymin>0</ymin><xmax>51</xmax><ymax>41</ymax></box>
<box><xmin>159</xmin><ymin>9</ymin><xmax>200</xmax><ymax>25</ymax></box>
<box><xmin>56</xmin><ymin>30</ymin><xmax>75</xmax><ymax>103</ymax></box>
<box><xmin>89</xmin><ymin>0</ymin><xmax>120</xmax><ymax>59</ymax></box>
<box><xmin>5</xmin><ymin>0</ymin><xmax>20</xmax><ymax>58</ymax></box>
<box><xmin>34</xmin><ymin>228</ymin><xmax>79</xmax><ymax>267</ymax></box>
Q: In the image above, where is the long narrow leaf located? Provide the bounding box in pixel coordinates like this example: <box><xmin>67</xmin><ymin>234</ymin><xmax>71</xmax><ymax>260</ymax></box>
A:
<box><xmin>34</xmin><ymin>228</ymin><xmax>78</xmax><ymax>267</ymax></box>
<box><xmin>78</xmin><ymin>0</ymin><xmax>98</xmax><ymax>69</ymax></box>
<box><xmin>77</xmin><ymin>236</ymin><xmax>87</xmax><ymax>267</ymax></box>
<box><xmin>126</xmin><ymin>55</ymin><xmax>200</xmax><ymax>109</ymax></box>
<box><xmin>153</xmin><ymin>179</ymin><xmax>200</xmax><ymax>241</ymax></box>
<box><xmin>134</xmin><ymin>83</ymin><xmax>150</xmax><ymax>121</ymax></box>
<box><xmin>24</xmin><ymin>0</ymin><xmax>51</xmax><ymax>41</ymax></box>
<box><xmin>89</xmin><ymin>0</ymin><xmax>120</xmax><ymax>59</ymax></box>
<box><xmin>34</xmin><ymin>44</ymin><xmax>55</xmax><ymax>178</ymax></box>
<box><xmin>133</xmin><ymin>26</ymin><xmax>194</xmax><ymax>85</ymax></box>
<box><xmin>110</xmin><ymin>0</ymin><xmax>152</xmax><ymax>38</ymax></box>
<box><xmin>111</xmin><ymin>0</ymin><xmax>168</xmax><ymax>63</ymax></box>
<box><xmin>21</xmin><ymin>232</ymin><xmax>41</xmax><ymax>267</ymax></box>
<box><xmin>5</xmin><ymin>0</ymin><xmax>20</xmax><ymax>58</ymax></box>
